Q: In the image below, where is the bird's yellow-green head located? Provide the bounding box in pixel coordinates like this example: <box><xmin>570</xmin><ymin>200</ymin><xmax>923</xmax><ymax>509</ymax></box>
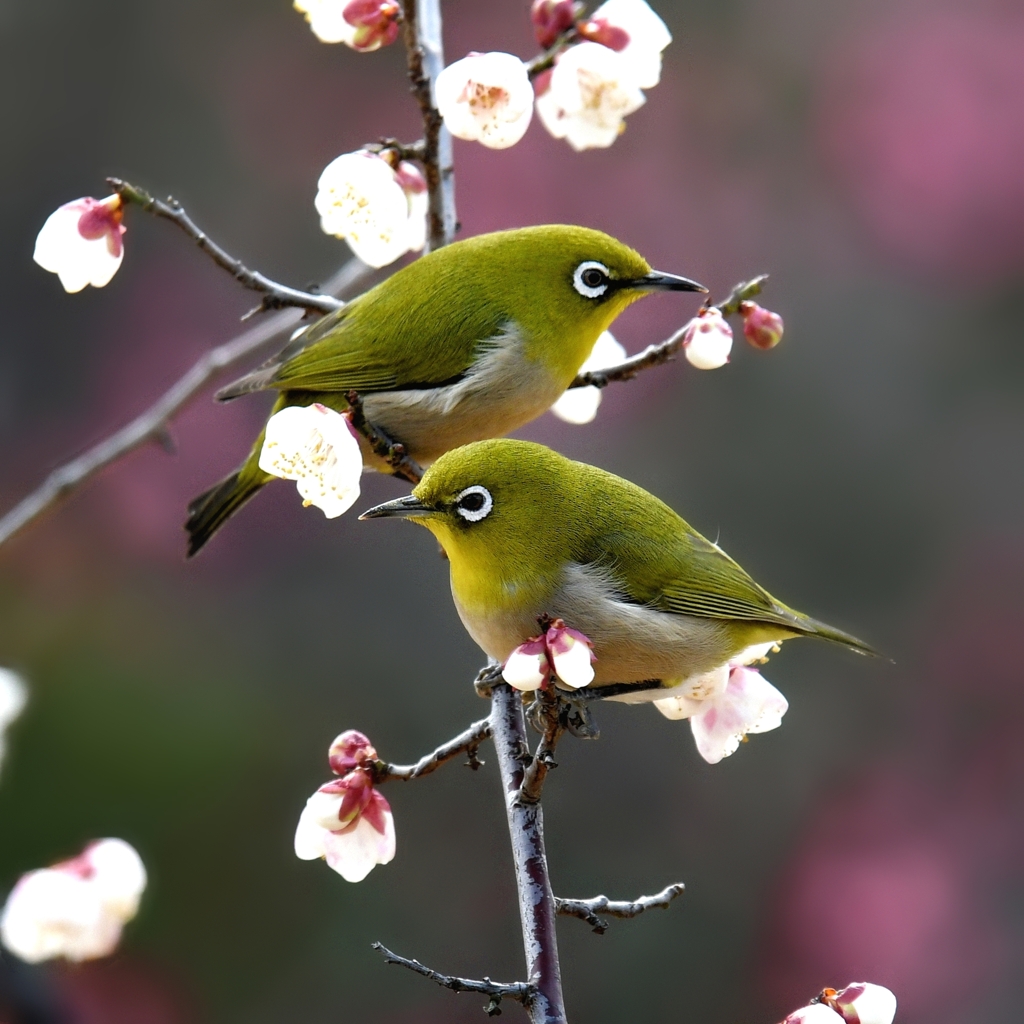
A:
<box><xmin>380</xmin><ymin>225</ymin><xmax>705</xmax><ymax>385</ymax></box>
<box><xmin>358</xmin><ymin>440</ymin><xmax>608</xmax><ymax>613</ymax></box>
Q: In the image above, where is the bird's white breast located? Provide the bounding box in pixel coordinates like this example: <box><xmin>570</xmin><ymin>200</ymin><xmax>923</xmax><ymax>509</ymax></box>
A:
<box><xmin>361</xmin><ymin>325</ymin><xmax>564</xmax><ymax>468</ymax></box>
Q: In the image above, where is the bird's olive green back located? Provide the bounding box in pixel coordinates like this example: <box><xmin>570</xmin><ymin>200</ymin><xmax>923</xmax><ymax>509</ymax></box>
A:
<box><xmin>412</xmin><ymin>440</ymin><xmax>874</xmax><ymax>653</ymax></box>
<box><xmin>265</xmin><ymin>226</ymin><xmax>654</xmax><ymax>394</ymax></box>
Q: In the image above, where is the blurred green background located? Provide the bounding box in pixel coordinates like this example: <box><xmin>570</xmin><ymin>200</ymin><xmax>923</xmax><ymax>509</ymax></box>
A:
<box><xmin>1</xmin><ymin>1</ymin><xmax>1023</xmax><ymax>1021</ymax></box>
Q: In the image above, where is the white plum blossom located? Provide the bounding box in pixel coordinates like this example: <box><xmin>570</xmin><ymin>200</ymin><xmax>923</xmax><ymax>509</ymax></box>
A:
<box><xmin>259</xmin><ymin>403</ymin><xmax>363</xmax><ymax>518</ymax></box>
<box><xmin>551</xmin><ymin>331</ymin><xmax>626</xmax><ymax>424</ymax></box>
<box><xmin>294</xmin><ymin>730</ymin><xmax>396</xmax><ymax>883</ymax></box>
<box><xmin>653</xmin><ymin>643</ymin><xmax>788</xmax><ymax>764</ymax></box>
<box><xmin>828</xmin><ymin>983</ymin><xmax>898</xmax><ymax>1024</ymax></box>
<box><xmin>293</xmin><ymin>0</ymin><xmax>400</xmax><ymax>49</ymax></box>
<box><xmin>580</xmin><ymin>0</ymin><xmax>672</xmax><ymax>89</ymax></box>
<box><xmin>33</xmin><ymin>195</ymin><xmax>126</xmax><ymax>293</ymax></box>
<box><xmin>0</xmin><ymin>668</ymin><xmax>27</xmax><ymax>779</ymax></box>
<box><xmin>535</xmin><ymin>41</ymin><xmax>646</xmax><ymax>151</ymax></box>
<box><xmin>435</xmin><ymin>52</ymin><xmax>534</xmax><ymax>150</ymax></box>
<box><xmin>0</xmin><ymin>839</ymin><xmax>146</xmax><ymax>964</ymax></box>
<box><xmin>682</xmin><ymin>307</ymin><xmax>733</xmax><ymax>369</ymax></box>
<box><xmin>502</xmin><ymin>620</ymin><xmax>596</xmax><ymax>691</ymax></box>
<box><xmin>315</xmin><ymin>150</ymin><xmax>427</xmax><ymax>268</ymax></box>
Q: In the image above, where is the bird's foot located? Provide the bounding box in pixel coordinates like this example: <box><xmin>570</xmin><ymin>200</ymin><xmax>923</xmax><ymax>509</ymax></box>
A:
<box><xmin>474</xmin><ymin>662</ymin><xmax>504</xmax><ymax>698</ymax></box>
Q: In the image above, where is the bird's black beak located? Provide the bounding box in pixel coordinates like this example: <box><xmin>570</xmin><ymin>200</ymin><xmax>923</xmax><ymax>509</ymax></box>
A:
<box><xmin>359</xmin><ymin>495</ymin><xmax>433</xmax><ymax>520</ymax></box>
<box><xmin>629</xmin><ymin>270</ymin><xmax>708</xmax><ymax>293</ymax></box>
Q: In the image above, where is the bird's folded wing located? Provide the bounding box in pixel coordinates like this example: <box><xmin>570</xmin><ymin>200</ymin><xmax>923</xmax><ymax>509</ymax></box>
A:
<box><xmin>220</xmin><ymin>288</ymin><xmax>509</xmax><ymax>398</ymax></box>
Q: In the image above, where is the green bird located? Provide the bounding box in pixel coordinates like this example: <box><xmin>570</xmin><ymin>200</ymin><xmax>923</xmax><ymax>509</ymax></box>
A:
<box><xmin>185</xmin><ymin>225</ymin><xmax>704</xmax><ymax>556</ymax></box>
<box><xmin>360</xmin><ymin>440</ymin><xmax>875</xmax><ymax>734</ymax></box>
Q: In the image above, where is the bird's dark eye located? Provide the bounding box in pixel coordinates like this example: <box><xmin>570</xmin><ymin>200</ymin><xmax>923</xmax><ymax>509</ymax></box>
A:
<box><xmin>455</xmin><ymin>485</ymin><xmax>493</xmax><ymax>522</ymax></box>
<box><xmin>573</xmin><ymin>260</ymin><xmax>611</xmax><ymax>299</ymax></box>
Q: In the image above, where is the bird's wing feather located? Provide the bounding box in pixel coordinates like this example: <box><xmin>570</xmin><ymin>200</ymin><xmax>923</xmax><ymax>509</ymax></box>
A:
<box><xmin>568</xmin><ymin>469</ymin><xmax>875</xmax><ymax>652</ymax></box>
<box><xmin>219</xmin><ymin>265</ymin><xmax>512</xmax><ymax>398</ymax></box>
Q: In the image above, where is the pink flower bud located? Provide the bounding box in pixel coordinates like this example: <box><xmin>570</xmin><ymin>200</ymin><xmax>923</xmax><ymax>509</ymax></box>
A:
<box><xmin>343</xmin><ymin>0</ymin><xmax>400</xmax><ymax>51</ymax></box>
<box><xmin>328</xmin><ymin>729</ymin><xmax>378</xmax><ymax>775</ymax></box>
<box><xmin>827</xmin><ymin>983</ymin><xmax>897</xmax><ymax>1024</ymax></box>
<box><xmin>682</xmin><ymin>308</ymin><xmax>733</xmax><ymax>369</ymax></box>
<box><xmin>531</xmin><ymin>0</ymin><xmax>579</xmax><ymax>49</ymax></box>
<box><xmin>740</xmin><ymin>300</ymin><xmax>784</xmax><ymax>350</ymax></box>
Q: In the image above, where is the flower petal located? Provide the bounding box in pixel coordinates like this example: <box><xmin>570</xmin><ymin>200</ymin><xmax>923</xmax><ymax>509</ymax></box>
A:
<box><xmin>293</xmin><ymin>803</ymin><xmax>328</xmax><ymax>860</ymax></box>
<box><xmin>321</xmin><ymin>811</ymin><xmax>396</xmax><ymax>882</ymax></box>
<box><xmin>782</xmin><ymin>1006</ymin><xmax>845</xmax><ymax>1024</ymax></box>
<box><xmin>551</xmin><ymin>331</ymin><xmax>626</xmax><ymax>424</ymax></box>
<box><xmin>537</xmin><ymin>42</ymin><xmax>646</xmax><ymax>151</ymax></box>
<box><xmin>435</xmin><ymin>52</ymin><xmax>534</xmax><ymax>149</ymax></box>
<box><xmin>502</xmin><ymin>642</ymin><xmax>550</xmax><ymax>691</ymax></box>
<box><xmin>831</xmin><ymin>983</ymin><xmax>898</xmax><ymax>1024</ymax></box>
<box><xmin>82</xmin><ymin>839</ymin><xmax>147</xmax><ymax>921</ymax></box>
<box><xmin>258</xmin><ymin>404</ymin><xmax>363</xmax><ymax>518</ymax></box>
<box><xmin>689</xmin><ymin>666</ymin><xmax>788</xmax><ymax>763</ymax></box>
<box><xmin>683</xmin><ymin>308</ymin><xmax>733</xmax><ymax>370</ymax></box>
<box><xmin>33</xmin><ymin>199</ymin><xmax>125</xmax><ymax>293</ymax></box>
<box><xmin>589</xmin><ymin>0</ymin><xmax>672</xmax><ymax>89</ymax></box>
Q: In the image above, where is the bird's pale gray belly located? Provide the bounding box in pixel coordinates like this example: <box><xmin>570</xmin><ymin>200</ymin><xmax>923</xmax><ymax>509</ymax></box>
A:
<box><xmin>361</xmin><ymin>328</ymin><xmax>564</xmax><ymax>468</ymax></box>
<box><xmin>453</xmin><ymin>562</ymin><xmax>741</xmax><ymax>703</ymax></box>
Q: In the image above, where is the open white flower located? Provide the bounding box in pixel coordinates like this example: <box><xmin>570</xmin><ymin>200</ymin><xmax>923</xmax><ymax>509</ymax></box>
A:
<box><xmin>0</xmin><ymin>839</ymin><xmax>146</xmax><ymax>964</ymax></box>
<box><xmin>682</xmin><ymin>307</ymin><xmax>733</xmax><ymax>369</ymax></box>
<box><xmin>33</xmin><ymin>195</ymin><xmax>125</xmax><ymax>293</ymax></box>
<box><xmin>315</xmin><ymin>150</ymin><xmax>427</xmax><ymax>268</ymax></box>
<box><xmin>294</xmin><ymin>732</ymin><xmax>395</xmax><ymax>883</ymax></box>
<box><xmin>582</xmin><ymin>0</ymin><xmax>672</xmax><ymax>89</ymax></box>
<box><xmin>259</xmin><ymin>403</ymin><xmax>363</xmax><ymax>518</ymax></box>
<box><xmin>435</xmin><ymin>52</ymin><xmax>534</xmax><ymax>149</ymax></box>
<box><xmin>0</xmin><ymin>668</ymin><xmax>27</xmax><ymax>778</ymax></box>
<box><xmin>535</xmin><ymin>42</ymin><xmax>646</xmax><ymax>150</ymax></box>
<box><xmin>294</xmin><ymin>0</ymin><xmax>400</xmax><ymax>49</ymax></box>
<box><xmin>654</xmin><ymin>644</ymin><xmax>788</xmax><ymax>763</ymax></box>
<box><xmin>551</xmin><ymin>331</ymin><xmax>626</xmax><ymax>424</ymax></box>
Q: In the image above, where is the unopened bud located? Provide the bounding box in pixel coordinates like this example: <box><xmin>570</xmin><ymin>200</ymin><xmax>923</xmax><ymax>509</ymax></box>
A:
<box><xmin>577</xmin><ymin>17</ymin><xmax>630</xmax><ymax>51</ymax></box>
<box><xmin>531</xmin><ymin>0</ymin><xmax>579</xmax><ymax>49</ymax></box>
<box><xmin>328</xmin><ymin>729</ymin><xmax>377</xmax><ymax>775</ymax></box>
<box><xmin>682</xmin><ymin>308</ymin><xmax>733</xmax><ymax>369</ymax></box>
<box><xmin>740</xmin><ymin>300</ymin><xmax>784</xmax><ymax>350</ymax></box>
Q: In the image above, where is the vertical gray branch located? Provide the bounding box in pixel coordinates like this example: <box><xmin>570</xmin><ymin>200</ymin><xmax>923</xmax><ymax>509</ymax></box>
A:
<box><xmin>490</xmin><ymin>683</ymin><xmax>567</xmax><ymax>1024</ymax></box>
<box><xmin>402</xmin><ymin>0</ymin><xmax>456</xmax><ymax>249</ymax></box>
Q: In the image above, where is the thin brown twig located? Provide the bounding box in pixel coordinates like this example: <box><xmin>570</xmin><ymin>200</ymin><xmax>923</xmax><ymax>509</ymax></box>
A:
<box><xmin>568</xmin><ymin>275</ymin><xmax>771</xmax><ymax>390</ymax></box>
<box><xmin>0</xmin><ymin>260</ymin><xmax>372</xmax><ymax>549</ymax></box>
<box><xmin>520</xmin><ymin>690</ymin><xmax>565</xmax><ymax>805</ymax></box>
<box><xmin>344</xmin><ymin>391</ymin><xmax>424</xmax><ymax>485</ymax></box>
<box><xmin>555</xmin><ymin>883</ymin><xmax>686</xmax><ymax>934</ymax></box>
<box><xmin>108</xmin><ymin>178</ymin><xmax>343</xmax><ymax>316</ymax></box>
<box><xmin>371</xmin><ymin>718</ymin><xmax>491</xmax><ymax>783</ymax></box>
<box><xmin>372</xmin><ymin>943</ymin><xmax>532</xmax><ymax>1017</ymax></box>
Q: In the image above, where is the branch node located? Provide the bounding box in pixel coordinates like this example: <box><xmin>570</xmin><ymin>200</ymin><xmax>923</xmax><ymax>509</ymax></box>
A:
<box><xmin>372</xmin><ymin>718</ymin><xmax>491</xmax><ymax>784</ymax></box>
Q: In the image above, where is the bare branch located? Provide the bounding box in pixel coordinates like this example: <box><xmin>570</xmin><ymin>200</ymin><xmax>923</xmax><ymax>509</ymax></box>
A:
<box><xmin>109</xmin><ymin>178</ymin><xmax>343</xmax><ymax>316</ymax></box>
<box><xmin>525</xmin><ymin>28</ymin><xmax>583</xmax><ymax>79</ymax></box>
<box><xmin>345</xmin><ymin>390</ymin><xmax>424</xmax><ymax>485</ymax></box>
<box><xmin>0</xmin><ymin>260</ymin><xmax>372</xmax><ymax>550</ymax></box>
<box><xmin>371</xmin><ymin>718</ymin><xmax>491</xmax><ymax>783</ymax></box>
<box><xmin>400</xmin><ymin>0</ymin><xmax>456</xmax><ymax>249</ymax></box>
<box><xmin>372</xmin><ymin>943</ymin><xmax>532</xmax><ymax>1016</ymax></box>
<box><xmin>555</xmin><ymin>883</ymin><xmax>686</xmax><ymax>934</ymax></box>
<box><xmin>567</xmin><ymin>275</ymin><xmax>771</xmax><ymax>391</ymax></box>
<box><xmin>491</xmin><ymin>682</ymin><xmax>567</xmax><ymax>1024</ymax></box>
<box><xmin>520</xmin><ymin>690</ymin><xmax>565</xmax><ymax>805</ymax></box>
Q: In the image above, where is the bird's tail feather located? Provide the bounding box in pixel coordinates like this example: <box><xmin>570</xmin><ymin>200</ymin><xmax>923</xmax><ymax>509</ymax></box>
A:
<box><xmin>790</xmin><ymin>612</ymin><xmax>881</xmax><ymax>658</ymax></box>
<box><xmin>185</xmin><ymin>455</ymin><xmax>271</xmax><ymax>557</ymax></box>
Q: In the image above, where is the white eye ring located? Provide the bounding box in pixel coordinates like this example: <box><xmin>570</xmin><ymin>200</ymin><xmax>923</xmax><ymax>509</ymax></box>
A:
<box><xmin>573</xmin><ymin>261</ymin><xmax>610</xmax><ymax>299</ymax></box>
<box><xmin>455</xmin><ymin>485</ymin><xmax>493</xmax><ymax>522</ymax></box>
